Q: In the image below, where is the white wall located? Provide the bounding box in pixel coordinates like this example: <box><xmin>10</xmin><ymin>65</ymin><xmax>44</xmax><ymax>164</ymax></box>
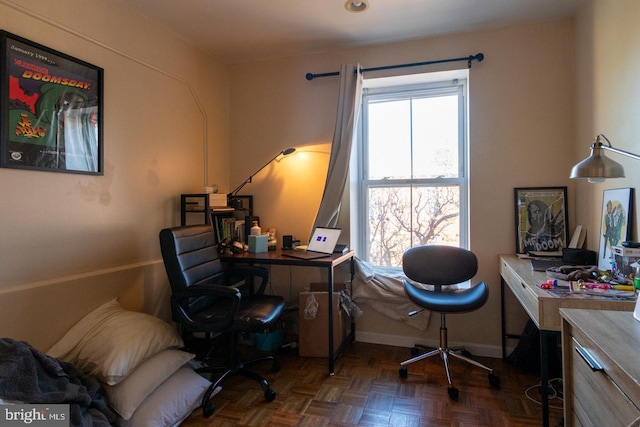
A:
<box><xmin>574</xmin><ymin>0</ymin><xmax>640</xmax><ymax>248</ymax></box>
<box><xmin>229</xmin><ymin>20</ymin><xmax>576</xmax><ymax>355</ymax></box>
<box><xmin>0</xmin><ymin>0</ymin><xmax>229</xmax><ymax>291</ymax></box>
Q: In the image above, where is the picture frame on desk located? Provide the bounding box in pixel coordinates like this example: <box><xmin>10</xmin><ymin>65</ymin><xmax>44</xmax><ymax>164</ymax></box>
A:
<box><xmin>514</xmin><ymin>187</ymin><xmax>568</xmax><ymax>255</ymax></box>
<box><xmin>599</xmin><ymin>187</ymin><xmax>633</xmax><ymax>271</ymax></box>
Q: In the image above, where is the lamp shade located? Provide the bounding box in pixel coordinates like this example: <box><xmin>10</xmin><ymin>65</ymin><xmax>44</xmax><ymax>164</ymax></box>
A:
<box><xmin>570</xmin><ymin>143</ymin><xmax>626</xmax><ymax>180</ymax></box>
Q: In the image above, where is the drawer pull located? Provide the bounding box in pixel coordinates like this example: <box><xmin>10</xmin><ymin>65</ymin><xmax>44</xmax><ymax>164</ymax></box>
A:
<box><xmin>575</xmin><ymin>346</ymin><xmax>604</xmax><ymax>372</ymax></box>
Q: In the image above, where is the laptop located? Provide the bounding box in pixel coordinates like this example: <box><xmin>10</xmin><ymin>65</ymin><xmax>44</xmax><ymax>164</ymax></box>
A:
<box><xmin>282</xmin><ymin>227</ymin><xmax>342</xmax><ymax>260</ymax></box>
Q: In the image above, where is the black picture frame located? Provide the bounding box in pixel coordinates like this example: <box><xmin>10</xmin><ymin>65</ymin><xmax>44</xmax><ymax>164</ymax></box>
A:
<box><xmin>514</xmin><ymin>187</ymin><xmax>568</xmax><ymax>255</ymax></box>
<box><xmin>0</xmin><ymin>31</ymin><xmax>103</xmax><ymax>174</ymax></box>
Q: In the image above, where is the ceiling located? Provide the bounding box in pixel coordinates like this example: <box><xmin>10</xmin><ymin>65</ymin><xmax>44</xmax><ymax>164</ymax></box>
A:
<box><xmin>119</xmin><ymin>0</ymin><xmax>580</xmax><ymax>65</ymax></box>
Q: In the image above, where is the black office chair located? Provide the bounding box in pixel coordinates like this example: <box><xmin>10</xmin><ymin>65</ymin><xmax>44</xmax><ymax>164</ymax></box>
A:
<box><xmin>159</xmin><ymin>225</ymin><xmax>285</xmax><ymax>417</ymax></box>
<box><xmin>398</xmin><ymin>245</ymin><xmax>500</xmax><ymax>399</ymax></box>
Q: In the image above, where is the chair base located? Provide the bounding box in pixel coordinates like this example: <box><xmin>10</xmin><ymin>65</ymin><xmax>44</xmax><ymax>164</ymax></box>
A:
<box><xmin>398</xmin><ymin>314</ymin><xmax>500</xmax><ymax>399</ymax></box>
<box><xmin>193</xmin><ymin>333</ymin><xmax>281</xmax><ymax>417</ymax></box>
<box><xmin>197</xmin><ymin>354</ymin><xmax>280</xmax><ymax>416</ymax></box>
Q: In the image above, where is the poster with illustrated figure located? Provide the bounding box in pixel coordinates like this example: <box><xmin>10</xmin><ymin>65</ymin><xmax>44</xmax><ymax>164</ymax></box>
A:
<box><xmin>0</xmin><ymin>31</ymin><xmax>103</xmax><ymax>174</ymax></box>
<box><xmin>514</xmin><ymin>187</ymin><xmax>568</xmax><ymax>255</ymax></box>
<box><xmin>599</xmin><ymin>188</ymin><xmax>633</xmax><ymax>271</ymax></box>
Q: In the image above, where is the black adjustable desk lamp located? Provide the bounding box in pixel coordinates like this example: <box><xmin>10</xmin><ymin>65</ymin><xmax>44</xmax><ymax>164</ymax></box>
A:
<box><xmin>227</xmin><ymin>148</ymin><xmax>296</xmax><ymax>208</ymax></box>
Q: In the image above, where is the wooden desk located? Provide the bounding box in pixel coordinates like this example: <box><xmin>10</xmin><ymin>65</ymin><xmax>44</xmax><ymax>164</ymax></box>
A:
<box><xmin>221</xmin><ymin>249</ymin><xmax>355</xmax><ymax>375</ymax></box>
<box><xmin>561</xmin><ymin>309</ymin><xmax>640</xmax><ymax>426</ymax></box>
<box><xmin>500</xmin><ymin>255</ymin><xmax>635</xmax><ymax>427</ymax></box>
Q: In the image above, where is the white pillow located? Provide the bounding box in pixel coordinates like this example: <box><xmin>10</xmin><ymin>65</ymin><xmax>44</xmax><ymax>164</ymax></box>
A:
<box><xmin>103</xmin><ymin>349</ymin><xmax>194</xmax><ymax>419</ymax></box>
<box><xmin>47</xmin><ymin>299</ymin><xmax>183</xmax><ymax>385</ymax></box>
<box><xmin>122</xmin><ymin>366</ymin><xmax>212</xmax><ymax>427</ymax></box>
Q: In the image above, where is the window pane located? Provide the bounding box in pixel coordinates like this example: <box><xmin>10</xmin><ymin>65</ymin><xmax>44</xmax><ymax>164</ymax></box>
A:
<box><xmin>412</xmin><ymin>94</ymin><xmax>459</xmax><ymax>178</ymax></box>
<box><xmin>368</xmin><ymin>186</ymin><xmax>460</xmax><ymax>266</ymax></box>
<box><xmin>367</xmin><ymin>99</ymin><xmax>411</xmax><ymax>180</ymax></box>
<box><xmin>367</xmin><ymin>93</ymin><xmax>459</xmax><ymax>180</ymax></box>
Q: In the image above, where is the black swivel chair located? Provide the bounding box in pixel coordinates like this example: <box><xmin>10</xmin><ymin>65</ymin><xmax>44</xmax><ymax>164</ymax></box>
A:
<box><xmin>398</xmin><ymin>245</ymin><xmax>500</xmax><ymax>399</ymax></box>
<box><xmin>159</xmin><ymin>225</ymin><xmax>285</xmax><ymax>417</ymax></box>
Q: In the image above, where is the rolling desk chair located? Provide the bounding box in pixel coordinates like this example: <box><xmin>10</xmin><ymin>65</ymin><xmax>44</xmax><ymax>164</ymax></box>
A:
<box><xmin>159</xmin><ymin>225</ymin><xmax>285</xmax><ymax>416</ymax></box>
<box><xmin>399</xmin><ymin>245</ymin><xmax>500</xmax><ymax>399</ymax></box>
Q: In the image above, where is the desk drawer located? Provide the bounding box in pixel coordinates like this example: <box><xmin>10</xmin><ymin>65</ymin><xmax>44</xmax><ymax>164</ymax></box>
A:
<box><xmin>501</xmin><ymin>260</ymin><xmax>538</xmax><ymax>322</ymax></box>
<box><xmin>569</xmin><ymin>331</ymin><xmax>640</xmax><ymax>426</ymax></box>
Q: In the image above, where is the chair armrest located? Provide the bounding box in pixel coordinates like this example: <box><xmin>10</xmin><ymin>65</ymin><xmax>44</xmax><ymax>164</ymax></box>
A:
<box><xmin>172</xmin><ymin>284</ymin><xmax>241</xmax><ymax>331</ymax></box>
<box><xmin>226</xmin><ymin>266</ymin><xmax>270</xmax><ymax>295</ymax></box>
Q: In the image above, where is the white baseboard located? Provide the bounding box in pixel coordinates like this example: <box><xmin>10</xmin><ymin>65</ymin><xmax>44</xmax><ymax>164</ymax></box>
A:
<box><xmin>355</xmin><ymin>331</ymin><xmax>505</xmax><ymax>359</ymax></box>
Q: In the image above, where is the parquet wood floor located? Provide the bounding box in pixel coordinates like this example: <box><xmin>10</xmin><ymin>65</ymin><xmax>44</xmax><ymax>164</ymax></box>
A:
<box><xmin>180</xmin><ymin>342</ymin><xmax>564</xmax><ymax>426</ymax></box>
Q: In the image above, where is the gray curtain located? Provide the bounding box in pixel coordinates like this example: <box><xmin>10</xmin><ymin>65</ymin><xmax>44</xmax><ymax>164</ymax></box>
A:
<box><xmin>312</xmin><ymin>64</ymin><xmax>363</xmax><ymax>230</ymax></box>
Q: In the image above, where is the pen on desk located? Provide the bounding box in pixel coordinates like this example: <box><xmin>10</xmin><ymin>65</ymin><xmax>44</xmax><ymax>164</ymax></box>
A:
<box><xmin>612</xmin><ymin>285</ymin><xmax>635</xmax><ymax>291</ymax></box>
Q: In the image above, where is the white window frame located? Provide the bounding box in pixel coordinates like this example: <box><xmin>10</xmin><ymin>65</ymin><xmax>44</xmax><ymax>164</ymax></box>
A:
<box><xmin>353</xmin><ymin>70</ymin><xmax>469</xmax><ymax>265</ymax></box>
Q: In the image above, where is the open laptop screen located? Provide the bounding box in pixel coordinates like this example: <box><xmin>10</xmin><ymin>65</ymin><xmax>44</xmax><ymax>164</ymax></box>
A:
<box><xmin>307</xmin><ymin>227</ymin><xmax>341</xmax><ymax>254</ymax></box>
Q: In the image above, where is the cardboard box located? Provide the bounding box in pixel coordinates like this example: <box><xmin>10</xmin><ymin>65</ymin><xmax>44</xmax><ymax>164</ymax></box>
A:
<box><xmin>208</xmin><ymin>193</ymin><xmax>228</xmax><ymax>207</ymax></box>
<box><xmin>299</xmin><ymin>283</ymin><xmax>350</xmax><ymax>358</ymax></box>
<box><xmin>613</xmin><ymin>246</ymin><xmax>640</xmax><ymax>283</ymax></box>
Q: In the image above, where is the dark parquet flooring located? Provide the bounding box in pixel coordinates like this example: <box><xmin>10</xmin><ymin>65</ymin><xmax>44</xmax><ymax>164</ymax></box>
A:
<box><xmin>180</xmin><ymin>342</ymin><xmax>564</xmax><ymax>427</ymax></box>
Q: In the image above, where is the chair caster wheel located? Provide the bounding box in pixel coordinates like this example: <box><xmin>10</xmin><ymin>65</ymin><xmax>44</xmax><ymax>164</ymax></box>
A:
<box><xmin>410</xmin><ymin>346</ymin><xmax>420</xmax><ymax>357</ymax></box>
<box><xmin>271</xmin><ymin>359</ymin><xmax>281</xmax><ymax>372</ymax></box>
<box><xmin>461</xmin><ymin>349</ymin><xmax>472</xmax><ymax>358</ymax></box>
<box><xmin>399</xmin><ymin>366</ymin><xmax>408</xmax><ymax>378</ymax></box>
<box><xmin>448</xmin><ymin>386</ymin><xmax>459</xmax><ymax>399</ymax></box>
<box><xmin>202</xmin><ymin>401</ymin><xmax>215</xmax><ymax>417</ymax></box>
<box><xmin>489</xmin><ymin>372</ymin><xmax>501</xmax><ymax>387</ymax></box>
<box><xmin>264</xmin><ymin>388</ymin><xmax>276</xmax><ymax>402</ymax></box>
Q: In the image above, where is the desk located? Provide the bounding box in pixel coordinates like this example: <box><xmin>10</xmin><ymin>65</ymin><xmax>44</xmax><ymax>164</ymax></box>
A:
<box><xmin>221</xmin><ymin>249</ymin><xmax>355</xmax><ymax>375</ymax></box>
<box><xmin>500</xmin><ymin>255</ymin><xmax>635</xmax><ymax>427</ymax></box>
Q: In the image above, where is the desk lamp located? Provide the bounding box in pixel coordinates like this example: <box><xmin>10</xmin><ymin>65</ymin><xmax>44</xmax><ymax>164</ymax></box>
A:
<box><xmin>570</xmin><ymin>134</ymin><xmax>640</xmax><ymax>183</ymax></box>
<box><xmin>228</xmin><ymin>148</ymin><xmax>296</xmax><ymax>208</ymax></box>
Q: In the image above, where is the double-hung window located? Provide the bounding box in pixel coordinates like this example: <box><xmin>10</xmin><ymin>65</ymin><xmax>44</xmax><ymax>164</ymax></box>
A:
<box><xmin>356</xmin><ymin>71</ymin><xmax>469</xmax><ymax>267</ymax></box>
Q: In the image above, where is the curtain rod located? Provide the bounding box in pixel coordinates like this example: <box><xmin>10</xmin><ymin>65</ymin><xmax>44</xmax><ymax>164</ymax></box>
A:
<box><xmin>305</xmin><ymin>52</ymin><xmax>484</xmax><ymax>81</ymax></box>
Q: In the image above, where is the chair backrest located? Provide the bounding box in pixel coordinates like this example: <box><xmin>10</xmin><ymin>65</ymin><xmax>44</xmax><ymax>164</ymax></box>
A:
<box><xmin>159</xmin><ymin>225</ymin><xmax>226</xmax><ymax>294</ymax></box>
<box><xmin>402</xmin><ymin>245</ymin><xmax>478</xmax><ymax>287</ymax></box>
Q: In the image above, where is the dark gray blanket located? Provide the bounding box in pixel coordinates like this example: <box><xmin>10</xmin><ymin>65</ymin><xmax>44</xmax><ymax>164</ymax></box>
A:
<box><xmin>0</xmin><ymin>338</ymin><xmax>119</xmax><ymax>427</ymax></box>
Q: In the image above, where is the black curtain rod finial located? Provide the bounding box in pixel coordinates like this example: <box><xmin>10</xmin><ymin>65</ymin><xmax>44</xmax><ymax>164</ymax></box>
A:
<box><xmin>469</xmin><ymin>53</ymin><xmax>484</xmax><ymax>68</ymax></box>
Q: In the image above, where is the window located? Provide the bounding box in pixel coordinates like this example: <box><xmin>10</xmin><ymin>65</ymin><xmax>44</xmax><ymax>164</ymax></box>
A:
<box><xmin>355</xmin><ymin>70</ymin><xmax>468</xmax><ymax>267</ymax></box>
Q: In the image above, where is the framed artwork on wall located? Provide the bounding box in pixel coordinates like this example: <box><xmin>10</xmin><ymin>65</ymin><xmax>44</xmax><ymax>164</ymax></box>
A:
<box><xmin>0</xmin><ymin>31</ymin><xmax>103</xmax><ymax>175</ymax></box>
<box><xmin>599</xmin><ymin>187</ymin><xmax>634</xmax><ymax>271</ymax></box>
<box><xmin>514</xmin><ymin>187</ymin><xmax>568</xmax><ymax>255</ymax></box>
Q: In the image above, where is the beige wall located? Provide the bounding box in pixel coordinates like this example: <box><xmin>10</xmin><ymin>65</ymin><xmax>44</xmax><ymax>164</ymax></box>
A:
<box><xmin>5</xmin><ymin>0</ymin><xmax>629</xmax><ymax>358</ymax></box>
<box><xmin>229</xmin><ymin>20</ymin><xmax>576</xmax><ymax>355</ymax></box>
<box><xmin>0</xmin><ymin>0</ymin><xmax>229</xmax><ymax>290</ymax></box>
<box><xmin>574</xmin><ymin>0</ymin><xmax>640</xmax><ymax>248</ymax></box>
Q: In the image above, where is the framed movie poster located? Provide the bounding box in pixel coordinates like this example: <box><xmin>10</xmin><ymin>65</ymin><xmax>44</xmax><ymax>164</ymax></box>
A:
<box><xmin>514</xmin><ymin>187</ymin><xmax>568</xmax><ymax>255</ymax></box>
<box><xmin>599</xmin><ymin>187</ymin><xmax>633</xmax><ymax>271</ymax></box>
<box><xmin>0</xmin><ymin>31</ymin><xmax>103</xmax><ymax>174</ymax></box>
